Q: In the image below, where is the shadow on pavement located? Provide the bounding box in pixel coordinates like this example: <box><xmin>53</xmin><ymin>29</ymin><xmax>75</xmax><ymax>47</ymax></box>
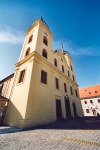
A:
<box><xmin>29</xmin><ymin>117</ymin><xmax>100</xmax><ymax>130</ymax></box>
<box><xmin>0</xmin><ymin>117</ymin><xmax>100</xmax><ymax>134</ymax></box>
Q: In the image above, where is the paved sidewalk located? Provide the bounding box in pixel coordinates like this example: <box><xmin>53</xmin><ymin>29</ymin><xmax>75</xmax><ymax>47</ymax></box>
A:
<box><xmin>0</xmin><ymin>118</ymin><xmax>100</xmax><ymax>150</ymax></box>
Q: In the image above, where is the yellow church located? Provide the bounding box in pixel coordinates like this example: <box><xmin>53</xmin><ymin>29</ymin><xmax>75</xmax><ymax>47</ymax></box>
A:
<box><xmin>0</xmin><ymin>18</ymin><xmax>83</xmax><ymax>128</ymax></box>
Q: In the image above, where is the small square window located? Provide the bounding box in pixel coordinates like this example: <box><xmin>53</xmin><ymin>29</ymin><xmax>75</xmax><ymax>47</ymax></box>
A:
<box><xmin>95</xmin><ymin>91</ymin><xmax>97</xmax><ymax>93</ymax></box>
<box><xmin>84</xmin><ymin>101</ymin><xmax>87</xmax><ymax>104</ymax></box>
<box><xmin>86</xmin><ymin>109</ymin><xmax>89</xmax><ymax>113</ymax></box>
<box><xmin>98</xmin><ymin>99</ymin><xmax>100</xmax><ymax>103</ymax></box>
<box><xmin>89</xmin><ymin>92</ymin><xmax>91</xmax><ymax>94</ymax></box>
<box><xmin>90</xmin><ymin>100</ymin><xmax>93</xmax><ymax>104</ymax></box>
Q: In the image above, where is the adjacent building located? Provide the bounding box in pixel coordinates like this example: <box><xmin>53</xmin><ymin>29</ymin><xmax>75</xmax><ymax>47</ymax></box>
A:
<box><xmin>79</xmin><ymin>85</ymin><xmax>100</xmax><ymax>116</ymax></box>
<box><xmin>0</xmin><ymin>18</ymin><xmax>83</xmax><ymax>128</ymax></box>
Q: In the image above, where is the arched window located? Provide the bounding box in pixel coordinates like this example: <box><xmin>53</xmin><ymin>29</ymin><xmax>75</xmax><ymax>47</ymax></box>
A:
<box><xmin>54</xmin><ymin>58</ymin><xmax>57</xmax><ymax>67</ymax></box>
<box><xmin>28</xmin><ymin>35</ymin><xmax>33</xmax><ymax>43</ymax></box>
<box><xmin>43</xmin><ymin>36</ymin><xmax>48</xmax><ymax>46</ymax></box>
<box><xmin>25</xmin><ymin>48</ymin><xmax>30</xmax><ymax>57</ymax></box>
<box><xmin>42</xmin><ymin>49</ymin><xmax>47</xmax><ymax>59</ymax></box>
<box><xmin>62</xmin><ymin>65</ymin><xmax>64</xmax><ymax>73</ymax></box>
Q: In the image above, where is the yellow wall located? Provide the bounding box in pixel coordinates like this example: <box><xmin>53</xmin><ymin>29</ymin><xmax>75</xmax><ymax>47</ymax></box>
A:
<box><xmin>4</xmin><ymin>19</ymin><xmax>83</xmax><ymax>128</ymax></box>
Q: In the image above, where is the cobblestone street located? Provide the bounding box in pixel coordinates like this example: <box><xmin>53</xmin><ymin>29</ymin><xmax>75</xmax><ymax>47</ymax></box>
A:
<box><xmin>0</xmin><ymin>118</ymin><xmax>100</xmax><ymax>150</ymax></box>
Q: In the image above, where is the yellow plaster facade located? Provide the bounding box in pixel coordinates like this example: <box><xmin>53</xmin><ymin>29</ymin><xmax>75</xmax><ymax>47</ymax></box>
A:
<box><xmin>2</xmin><ymin>18</ymin><xmax>83</xmax><ymax>128</ymax></box>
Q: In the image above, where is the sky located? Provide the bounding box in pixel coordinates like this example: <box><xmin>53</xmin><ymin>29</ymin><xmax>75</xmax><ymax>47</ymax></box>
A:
<box><xmin>0</xmin><ymin>0</ymin><xmax>100</xmax><ymax>88</ymax></box>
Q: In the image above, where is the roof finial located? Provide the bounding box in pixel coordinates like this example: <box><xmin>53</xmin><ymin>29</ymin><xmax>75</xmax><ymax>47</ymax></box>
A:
<box><xmin>40</xmin><ymin>17</ymin><xmax>49</xmax><ymax>29</ymax></box>
<box><xmin>61</xmin><ymin>43</ymin><xmax>64</xmax><ymax>52</ymax></box>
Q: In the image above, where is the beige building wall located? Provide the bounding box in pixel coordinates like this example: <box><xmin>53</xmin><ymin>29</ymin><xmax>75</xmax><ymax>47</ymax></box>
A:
<box><xmin>4</xmin><ymin>18</ymin><xmax>83</xmax><ymax>128</ymax></box>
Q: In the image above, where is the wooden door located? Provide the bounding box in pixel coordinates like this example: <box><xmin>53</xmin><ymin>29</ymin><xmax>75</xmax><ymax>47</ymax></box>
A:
<box><xmin>64</xmin><ymin>96</ymin><xmax>71</xmax><ymax>117</ymax></box>
<box><xmin>56</xmin><ymin>99</ymin><xmax>62</xmax><ymax>120</ymax></box>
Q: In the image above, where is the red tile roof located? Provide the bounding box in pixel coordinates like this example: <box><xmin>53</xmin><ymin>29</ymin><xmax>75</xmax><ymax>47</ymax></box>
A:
<box><xmin>79</xmin><ymin>85</ymin><xmax>100</xmax><ymax>99</ymax></box>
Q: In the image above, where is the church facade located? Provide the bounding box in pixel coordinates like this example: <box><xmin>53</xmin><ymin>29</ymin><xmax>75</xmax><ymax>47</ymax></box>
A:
<box><xmin>0</xmin><ymin>18</ymin><xmax>83</xmax><ymax>128</ymax></box>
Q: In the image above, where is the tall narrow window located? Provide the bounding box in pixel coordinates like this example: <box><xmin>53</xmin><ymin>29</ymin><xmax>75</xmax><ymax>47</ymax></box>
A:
<box><xmin>64</xmin><ymin>83</ymin><xmax>67</xmax><ymax>93</ymax></box>
<box><xmin>72</xmin><ymin>75</ymin><xmax>75</xmax><ymax>81</ymax></box>
<box><xmin>84</xmin><ymin>101</ymin><xmax>87</xmax><ymax>104</ymax></box>
<box><xmin>75</xmin><ymin>90</ymin><xmax>78</xmax><ymax>97</ymax></box>
<box><xmin>43</xmin><ymin>36</ymin><xmax>48</xmax><ymax>46</ymax></box>
<box><xmin>28</xmin><ymin>35</ymin><xmax>33</xmax><ymax>43</ymax></box>
<box><xmin>62</xmin><ymin>65</ymin><xmax>64</xmax><ymax>73</ymax></box>
<box><xmin>25</xmin><ymin>48</ymin><xmax>30</xmax><ymax>57</ymax></box>
<box><xmin>54</xmin><ymin>58</ymin><xmax>57</xmax><ymax>67</ymax></box>
<box><xmin>70</xmin><ymin>65</ymin><xmax>73</xmax><ymax>71</ymax></box>
<box><xmin>55</xmin><ymin>78</ymin><xmax>59</xmax><ymax>89</ymax></box>
<box><xmin>18</xmin><ymin>70</ymin><xmax>25</xmax><ymax>83</ymax></box>
<box><xmin>70</xmin><ymin>86</ymin><xmax>73</xmax><ymax>95</ymax></box>
<box><xmin>41</xmin><ymin>70</ymin><xmax>47</xmax><ymax>84</ymax></box>
<box><xmin>42</xmin><ymin>49</ymin><xmax>47</xmax><ymax>59</ymax></box>
<box><xmin>68</xmin><ymin>71</ymin><xmax>70</xmax><ymax>77</ymax></box>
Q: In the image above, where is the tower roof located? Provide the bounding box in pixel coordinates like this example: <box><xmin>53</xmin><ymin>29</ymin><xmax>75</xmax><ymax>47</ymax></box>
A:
<box><xmin>40</xmin><ymin>16</ymin><xmax>49</xmax><ymax>29</ymax></box>
<box><xmin>26</xmin><ymin>17</ymin><xmax>52</xmax><ymax>36</ymax></box>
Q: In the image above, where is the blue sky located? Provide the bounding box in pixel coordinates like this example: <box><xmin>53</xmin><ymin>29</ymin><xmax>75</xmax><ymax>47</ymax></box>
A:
<box><xmin>0</xmin><ymin>0</ymin><xmax>100</xmax><ymax>87</ymax></box>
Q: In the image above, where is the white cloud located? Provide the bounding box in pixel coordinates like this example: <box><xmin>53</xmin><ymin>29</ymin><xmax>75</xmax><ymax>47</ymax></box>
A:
<box><xmin>0</xmin><ymin>26</ymin><xmax>24</xmax><ymax>44</ymax></box>
<box><xmin>53</xmin><ymin>40</ymin><xmax>100</xmax><ymax>56</ymax></box>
